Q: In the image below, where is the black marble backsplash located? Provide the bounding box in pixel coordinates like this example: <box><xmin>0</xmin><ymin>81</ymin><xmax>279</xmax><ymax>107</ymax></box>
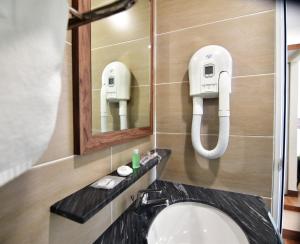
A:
<box><xmin>50</xmin><ymin>149</ymin><xmax>171</xmax><ymax>223</ymax></box>
<box><xmin>95</xmin><ymin>180</ymin><xmax>282</xmax><ymax>244</ymax></box>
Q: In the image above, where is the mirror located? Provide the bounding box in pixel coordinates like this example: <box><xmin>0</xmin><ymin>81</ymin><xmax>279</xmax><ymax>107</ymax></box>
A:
<box><xmin>72</xmin><ymin>0</ymin><xmax>153</xmax><ymax>154</ymax></box>
<box><xmin>91</xmin><ymin>0</ymin><xmax>151</xmax><ymax>134</ymax></box>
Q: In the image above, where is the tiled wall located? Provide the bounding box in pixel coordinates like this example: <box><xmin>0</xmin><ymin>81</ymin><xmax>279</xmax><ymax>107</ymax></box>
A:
<box><xmin>91</xmin><ymin>0</ymin><xmax>151</xmax><ymax>133</ymax></box>
<box><xmin>0</xmin><ymin>10</ymin><xmax>154</xmax><ymax>244</ymax></box>
<box><xmin>155</xmin><ymin>0</ymin><xmax>275</xmax><ymax>203</ymax></box>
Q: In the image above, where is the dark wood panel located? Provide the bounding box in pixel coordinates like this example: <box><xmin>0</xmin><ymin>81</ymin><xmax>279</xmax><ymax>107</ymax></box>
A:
<box><xmin>285</xmin><ymin>204</ymin><xmax>300</xmax><ymax>212</ymax></box>
<box><xmin>284</xmin><ymin>238</ymin><xmax>300</xmax><ymax>244</ymax></box>
<box><xmin>288</xmin><ymin>44</ymin><xmax>300</xmax><ymax>51</ymax></box>
<box><xmin>72</xmin><ymin>0</ymin><xmax>154</xmax><ymax>154</ymax></box>
<box><xmin>283</xmin><ymin>229</ymin><xmax>300</xmax><ymax>241</ymax></box>
<box><xmin>286</xmin><ymin>190</ymin><xmax>299</xmax><ymax>197</ymax></box>
<box><xmin>285</xmin><ymin>192</ymin><xmax>300</xmax><ymax>212</ymax></box>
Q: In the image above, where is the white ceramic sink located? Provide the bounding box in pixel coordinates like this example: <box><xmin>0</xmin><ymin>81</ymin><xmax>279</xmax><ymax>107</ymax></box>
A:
<box><xmin>147</xmin><ymin>202</ymin><xmax>249</xmax><ymax>244</ymax></box>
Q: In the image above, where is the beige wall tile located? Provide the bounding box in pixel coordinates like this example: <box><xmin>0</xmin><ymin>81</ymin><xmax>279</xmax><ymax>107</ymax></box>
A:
<box><xmin>156</xmin><ymin>11</ymin><xmax>275</xmax><ymax>83</ymax></box>
<box><xmin>112</xmin><ymin>136</ymin><xmax>154</xmax><ymax>170</ymax></box>
<box><xmin>156</xmin><ymin>75</ymin><xmax>274</xmax><ymax>136</ymax></box>
<box><xmin>157</xmin><ymin>0</ymin><xmax>275</xmax><ymax>34</ymax></box>
<box><xmin>128</xmin><ymin>85</ymin><xmax>151</xmax><ymax>129</ymax></box>
<box><xmin>0</xmin><ymin>149</ymin><xmax>111</xmax><ymax>244</ymax></box>
<box><xmin>231</xmin><ymin>75</ymin><xmax>274</xmax><ymax>136</ymax></box>
<box><xmin>49</xmin><ymin>204</ymin><xmax>111</xmax><ymax>244</ymax></box>
<box><xmin>66</xmin><ymin>30</ymin><xmax>72</xmax><ymax>44</ymax></box>
<box><xmin>91</xmin><ymin>0</ymin><xmax>150</xmax><ymax>48</ymax></box>
<box><xmin>92</xmin><ymin>38</ymin><xmax>151</xmax><ymax>89</ymax></box>
<box><xmin>156</xmin><ymin>133</ymin><xmax>273</xmax><ymax>197</ymax></box>
<box><xmin>156</xmin><ymin>82</ymin><xmax>193</xmax><ymax>133</ymax></box>
<box><xmin>92</xmin><ymin>0</ymin><xmax>115</xmax><ymax>9</ymax></box>
<box><xmin>37</xmin><ymin>44</ymin><xmax>73</xmax><ymax>164</ymax></box>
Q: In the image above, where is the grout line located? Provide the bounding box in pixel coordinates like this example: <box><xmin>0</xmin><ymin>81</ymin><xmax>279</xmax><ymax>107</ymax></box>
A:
<box><xmin>233</xmin><ymin>73</ymin><xmax>275</xmax><ymax>79</ymax></box>
<box><xmin>157</xmin><ymin>9</ymin><xmax>275</xmax><ymax>37</ymax></box>
<box><xmin>156</xmin><ymin>81</ymin><xmax>189</xmax><ymax>86</ymax></box>
<box><xmin>131</xmin><ymin>84</ymin><xmax>151</xmax><ymax>88</ymax></box>
<box><xmin>155</xmin><ymin>73</ymin><xmax>275</xmax><ymax>86</ymax></box>
<box><xmin>156</xmin><ymin>132</ymin><xmax>273</xmax><ymax>138</ymax></box>
<box><xmin>92</xmin><ymin>84</ymin><xmax>150</xmax><ymax>92</ymax></box>
<box><xmin>33</xmin><ymin>155</ymin><xmax>74</xmax><ymax>169</ymax></box>
<box><xmin>224</xmin><ymin>134</ymin><xmax>273</xmax><ymax>138</ymax></box>
<box><xmin>91</xmin><ymin>37</ymin><xmax>149</xmax><ymax>51</ymax></box>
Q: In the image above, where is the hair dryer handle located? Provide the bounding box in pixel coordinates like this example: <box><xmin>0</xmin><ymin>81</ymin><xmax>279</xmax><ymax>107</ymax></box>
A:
<box><xmin>218</xmin><ymin>72</ymin><xmax>231</xmax><ymax>117</ymax></box>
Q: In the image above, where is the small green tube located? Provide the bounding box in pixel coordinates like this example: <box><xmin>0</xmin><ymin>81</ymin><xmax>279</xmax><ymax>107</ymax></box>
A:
<box><xmin>132</xmin><ymin>149</ymin><xmax>140</xmax><ymax>169</ymax></box>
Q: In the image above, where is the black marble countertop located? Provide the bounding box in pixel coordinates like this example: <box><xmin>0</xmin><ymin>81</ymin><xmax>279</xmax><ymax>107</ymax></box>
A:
<box><xmin>95</xmin><ymin>180</ymin><xmax>282</xmax><ymax>244</ymax></box>
<box><xmin>50</xmin><ymin>149</ymin><xmax>171</xmax><ymax>223</ymax></box>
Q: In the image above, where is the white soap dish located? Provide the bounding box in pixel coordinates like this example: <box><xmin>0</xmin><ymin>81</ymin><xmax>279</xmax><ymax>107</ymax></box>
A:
<box><xmin>90</xmin><ymin>176</ymin><xmax>125</xmax><ymax>190</ymax></box>
<box><xmin>117</xmin><ymin>165</ymin><xmax>133</xmax><ymax>177</ymax></box>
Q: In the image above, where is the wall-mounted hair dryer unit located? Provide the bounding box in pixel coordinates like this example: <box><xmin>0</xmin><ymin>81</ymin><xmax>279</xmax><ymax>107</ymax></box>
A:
<box><xmin>189</xmin><ymin>45</ymin><xmax>232</xmax><ymax>159</ymax></box>
<box><xmin>101</xmin><ymin>61</ymin><xmax>131</xmax><ymax>132</ymax></box>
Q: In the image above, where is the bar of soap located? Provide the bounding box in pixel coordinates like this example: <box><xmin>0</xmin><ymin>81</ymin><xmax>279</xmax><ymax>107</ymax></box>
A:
<box><xmin>117</xmin><ymin>165</ymin><xmax>133</xmax><ymax>177</ymax></box>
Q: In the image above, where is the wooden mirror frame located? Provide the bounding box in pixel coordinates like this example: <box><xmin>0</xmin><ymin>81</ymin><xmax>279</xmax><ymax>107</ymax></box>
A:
<box><xmin>72</xmin><ymin>0</ymin><xmax>154</xmax><ymax>155</ymax></box>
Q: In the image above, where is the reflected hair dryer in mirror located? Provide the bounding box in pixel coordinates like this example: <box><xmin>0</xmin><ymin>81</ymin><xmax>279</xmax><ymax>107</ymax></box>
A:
<box><xmin>101</xmin><ymin>61</ymin><xmax>131</xmax><ymax>132</ymax></box>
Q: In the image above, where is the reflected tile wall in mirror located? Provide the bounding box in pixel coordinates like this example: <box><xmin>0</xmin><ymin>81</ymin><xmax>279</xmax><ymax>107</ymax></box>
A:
<box><xmin>91</xmin><ymin>0</ymin><xmax>151</xmax><ymax>134</ymax></box>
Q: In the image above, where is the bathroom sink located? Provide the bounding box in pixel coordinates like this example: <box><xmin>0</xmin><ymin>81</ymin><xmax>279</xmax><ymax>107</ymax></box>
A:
<box><xmin>147</xmin><ymin>202</ymin><xmax>249</xmax><ymax>244</ymax></box>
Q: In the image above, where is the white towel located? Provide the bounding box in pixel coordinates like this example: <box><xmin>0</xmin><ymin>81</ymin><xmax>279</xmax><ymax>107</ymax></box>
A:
<box><xmin>0</xmin><ymin>0</ymin><xmax>68</xmax><ymax>186</ymax></box>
